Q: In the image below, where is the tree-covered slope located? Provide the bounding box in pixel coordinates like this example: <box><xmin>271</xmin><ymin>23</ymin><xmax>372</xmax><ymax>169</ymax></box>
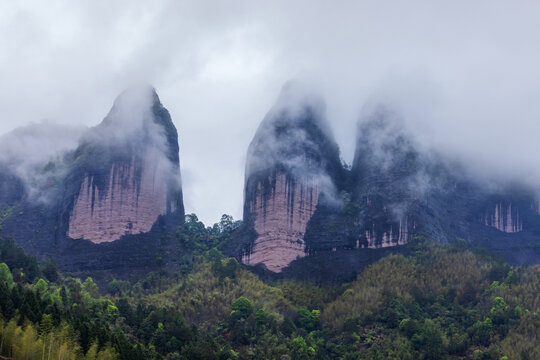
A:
<box><xmin>3</xmin><ymin>224</ymin><xmax>540</xmax><ymax>359</ymax></box>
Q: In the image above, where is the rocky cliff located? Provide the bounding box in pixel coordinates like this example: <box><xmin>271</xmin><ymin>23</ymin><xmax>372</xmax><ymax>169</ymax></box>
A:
<box><xmin>349</xmin><ymin>106</ymin><xmax>540</xmax><ymax>253</ymax></box>
<box><xmin>230</xmin><ymin>98</ymin><xmax>540</xmax><ymax>280</ymax></box>
<box><xmin>64</xmin><ymin>86</ymin><xmax>184</xmax><ymax>243</ymax></box>
<box><xmin>3</xmin><ymin>83</ymin><xmax>540</xmax><ymax>281</ymax></box>
<box><xmin>348</xmin><ymin>106</ymin><xmax>540</xmax><ymax>268</ymax></box>
<box><xmin>482</xmin><ymin>201</ymin><xmax>523</xmax><ymax>233</ymax></box>
<box><xmin>232</xmin><ymin>83</ymin><xmax>344</xmax><ymax>272</ymax></box>
<box><xmin>0</xmin><ymin>86</ymin><xmax>185</xmax><ymax>272</ymax></box>
<box><xmin>351</xmin><ymin>107</ymin><xmax>421</xmax><ymax>248</ymax></box>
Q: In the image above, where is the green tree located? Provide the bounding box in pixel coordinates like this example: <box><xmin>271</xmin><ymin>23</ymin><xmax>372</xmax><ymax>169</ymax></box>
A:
<box><xmin>231</xmin><ymin>297</ymin><xmax>254</xmax><ymax>319</ymax></box>
<box><xmin>0</xmin><ymin>262</ymin><xmax>13</xmax><ymax>288</ymax></box>
<box><xmin>296</xmin><ymin>308</ymin><xmax>320</xmax><ymax>332</ymax></box>
<box><xmin>33</xmin><ymin>278</ymin><xmax>48</xmax><ymax>295</ymax></box>
<box><xmin>412</xmin><ymin>319</ymin><xmax>446</xmax><ymax>360</ymax></box>
<box><xmin>470</xmin><ymin>318</ymin><xmax>493</xmax><ymax>346</ymax></box>
<box><xmin>290</xmin><ymin>336</ymin><xmax>314</xmax><ymax>360</ymax></box>
<box><xmin>490</xmin><ymin>296</ymin><xmax>510</xmax><ymax>324</ymax></box>
<box><xmin>41</xmin><ymin>259</ymin><xmax>59</xmax><ymax>282</ymax></box>
<box><xmin>83</xmin><ymin>277</ymin><xmax>99</xmax><ymax>298</ymax></box>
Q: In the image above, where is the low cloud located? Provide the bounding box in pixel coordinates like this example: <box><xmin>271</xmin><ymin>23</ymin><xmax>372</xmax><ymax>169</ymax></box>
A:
<box><xmin>79</xmin><ymin>85</ymin><xmax>183</xmax><ymax>192</ymax></box>
<box><xmin>245</xmin><ymin>82</ymin><xmax>342</xmax><ymax>206</ymax></box>
<box><xmin>0</xmin><ymin>121</ymin><xmax>87</xmax><ymax>201</ymax></box>
<box><xmin>1</xmin><ymin>1</ymin><xmax>540</xmax><ymax>224</ymax></box>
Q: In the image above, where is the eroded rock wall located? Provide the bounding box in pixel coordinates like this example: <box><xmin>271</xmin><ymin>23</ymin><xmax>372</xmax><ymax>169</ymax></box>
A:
<box><xmin>352</xmin><ymin>107</ymin><xmax>420</xmax><ymax>250</ymax></box>
<box><xmin>65</xmin><ymin>86</ymin><xmax>184</xmax><ymax>244</ymax></box>
<box><xmin>68</xmin><ymin>151</ymin><xmax>172</xmax><ymax>243</ymax></box>
<box><xmin>242</xmin><ymin>172</ymin><xmax>319</xmax><ymax>272</ymax></box>
<box><xmin>483</xmin><ymin>202</ymin><xmax>523</xmax><ymax>233</ymax></box>
<box><xmin>363</xmin><ymin>216</ymin><xmax>409</xmax><ymax>248</ymax></box>
<box><xmin>233</xmin><ymin>81</ymin><xmax>343</xmax><ymax>273</ymax></box>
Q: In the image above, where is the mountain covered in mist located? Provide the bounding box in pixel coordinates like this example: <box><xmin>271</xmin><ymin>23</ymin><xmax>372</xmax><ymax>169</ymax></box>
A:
<box><xmin>226</xmin><ymin>82</ymin><xmax>346</xmax><ymax>272</ymax></box>
<box><xmin>65</xmin><ymin>86</ymin><xmax>184</xmax><ymax>244</ymax></box>
<box><xmin>226</xmin><ymin>83</ymin><xmax>540</xmax><ymax>281</ymax></box>
<box><xmin>1</xmin><ymin>83</ymin><xmax>540</xmax><ymax>282</ymax></box>
<box><xmin>0</xmin><ymin>86</ymin><xmax>185</xmax><ymax>274</ymax></box>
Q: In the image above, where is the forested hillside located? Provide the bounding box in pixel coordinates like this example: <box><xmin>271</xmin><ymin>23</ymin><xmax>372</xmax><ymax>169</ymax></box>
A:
<box><xmin>1</xmin><ymin>220</ymin><xmax>540</xmax><ymax>359</ymax></box>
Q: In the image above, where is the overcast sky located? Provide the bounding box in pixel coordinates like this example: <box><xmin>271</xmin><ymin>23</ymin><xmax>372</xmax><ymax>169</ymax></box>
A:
<box><xmin>1</xmin><ymin>1</ymin><xmax>540</xmax><ymax>225</ymax></box>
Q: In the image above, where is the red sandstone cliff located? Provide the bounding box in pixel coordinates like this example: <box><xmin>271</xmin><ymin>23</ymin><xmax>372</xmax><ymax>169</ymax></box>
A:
<box><xmin>242</xmin><ymin>172</ymin><xmax>319</xmax><ymax>272</ymax></box>
<box><xmin>238</xmin><ymin>82</ymin><xmax>342</xmax><ymax>272</ymax></box>
<box><xmin>66</xmin><ymin>86</ymin><xmax>184</xmax><ymax>243</ymax></box>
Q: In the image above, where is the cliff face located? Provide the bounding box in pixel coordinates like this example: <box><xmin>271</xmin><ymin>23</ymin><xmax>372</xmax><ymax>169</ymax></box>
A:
<box><xmin>241</xmin><ymin>172</ymin><xmax>320</xmax><ymax>272</ymax></box>
<box><xmin>348</xmin><ymin>105</ymin><xmax>540</xmax><ymax>266</ymax></box>
<box><xmin>5</xmin><ymin>84</ymin><xmax>540</xmax><ymax>280</ymax></box>
<box><xmin>348</xmin><ymin>108</ymin><xmax>536</xmax><ymax>250</ymax></box>
<box><xmin>67</xmin><ymin>151</ymin><xmax>171</xmax><ymax>243</ymax></box>
<box><xmin>0</xmin><ymin>85</ymin><xmax>184</xmax><ymax>269</ymax></box>
<box><xmin>237</xmin><ymin>83</ymin><xmax>343</xmax><ymax>272</ymax></box>
<box><xmin>65</xmin><ymin>86</ymin><xmax>184</xmax><ymax>243</ymax></box>
<box><xmin>226</xmin><ymin>94</ymin><xmax>540</xmax><ymax>279</ymax></box>
<box><xmin>351</xmin><ymin>107</ymin><xmax>421</xmax><ymax>249</ymax></box>
<box><xmin>483</xmin><ymin>201</ymin><xmax>523</xmax><ymax>233</ymax></box>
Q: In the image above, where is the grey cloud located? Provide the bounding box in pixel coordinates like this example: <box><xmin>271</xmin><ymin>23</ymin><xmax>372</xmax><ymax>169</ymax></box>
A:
<box><xmin>245</xmin><ymin>82</ymin><xmax>341</xmax><ymax>206</ymax></box>
<box><xmin>80</xmin><ymin>85</ymin><xmax>183</xmax><ymax>194</ymax></box>
<box><xmin>0</xmin><ymin>121</ymin><xmax>87</xmax><ymax>201</ymax></box>
<box><xmin>1</xmin><ymin>1</ymin><xmax>539</xmax><ymax>224</ymax></box>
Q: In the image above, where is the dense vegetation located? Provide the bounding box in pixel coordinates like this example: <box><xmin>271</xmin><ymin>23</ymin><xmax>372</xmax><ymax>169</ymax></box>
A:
<box><xmin>2</xmin><ymin>217</ymin><xmax>540</xmax><ymax>359</ymax></box>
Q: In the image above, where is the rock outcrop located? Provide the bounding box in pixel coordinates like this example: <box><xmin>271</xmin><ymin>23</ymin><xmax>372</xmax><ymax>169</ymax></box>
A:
<box><xmin>349</xmin><ymin>107</ymin><xmax>536</xmax><ymax>249</ymax></box>
<box><xmin>236</xmin><ymin>82</ymin><xmax>343</xmax><ymax>272</ymax></box>
<box><xmin>0</xmin><ymin>85</ymin><xmax>184</xmax><ymax>266</ymax></box>
<box><xmin>65</xmin><ymin>86</ymin><xmax>184</xmax><ymax>243</ymax></box>
<box><xmin>5</xmin><ymin>83</ymin><xmax>540</xmax><ymax>281</ymax></box>
<box><xmin>351</xmin><ymin>107</ymin><xmax>421</xmax><ymax>249</ymax></box>
<box><xmin>225</xmin><ymin>95</ymin><xmax>540</xmax><ymax>279</ymax></box>
<box><xmin>241</xmin><ymin>172</ymin><xmax>320</xmax><ymax>271</ymax></box>
<box><xmin>349</xmin><ymin>105</ymin><xmax>540</xmax><ymax>264</ymax></box>
<box><xmin>483</xmin><ymin>202</ymin><xmax>523</xmax><ymax>233</ymax></box>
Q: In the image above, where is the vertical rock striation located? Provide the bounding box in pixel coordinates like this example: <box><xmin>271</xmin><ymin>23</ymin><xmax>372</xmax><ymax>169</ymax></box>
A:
<box><xmin>483</xmin><ymin>202</ymin><xmax>523</xmax><ymax>233</ymax></box>
<box><xmin>67</xmin><ymin>152</ymin><xmax>171</xmax><ymax>243</ymax></box>
<box><xmin>226</xmin><ymin>95</ymin><xmax>540</xmax><ymax>281</ymax></box>
<box><xmin>242</xmin><ymin>172</ymin><xmax>320</xmax><ymax>271</ymax></box>
<box><xmin>65</xmin><ymin>86</ymin><xmax>184</xmax><ymax>243</ymax></box>
<box><xmin>363</xmin><ymin>216</ymin><xmax>409</xmax><ymax>248</ymax></box>
<box><xmin>238</xmin><ymin>82</ymin><xmax>342</xmax><ymax>272</ymax></box>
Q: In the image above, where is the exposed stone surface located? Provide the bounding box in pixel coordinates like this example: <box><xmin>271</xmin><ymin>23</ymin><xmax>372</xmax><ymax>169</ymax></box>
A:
<box><xmin>351</xmin><ymin>107</ymin><xmax>420</xmax><ymax>249</ymax></box>
<box><xmin>68</xmin><ymin>152</ymin><xmax>171</xmax><ymax>243</ymax></box>
<box><xmin>226</xmin><ymin>97</ymin><xmax>540</xmax><ymax>280</ymax></box>
<box><xmin>483</xmin><ymin>202</ymin><xmax>523</xmax><ymax>233</ymax></box>
<box><xmin>0</xmin><ymin>86</ymin><xmax>186</xmax><ymax>278</ymax></box>
<box><xmin>66</xmin><ymin>86</ymin><xmax>184</xmax><ymax>243</ymax></box>
<box><xmin>6</xmin><ymin>84</ymin><xmax>540</xmax><ymax>282</ymax></box>
<box><xmin>242</xmin><ymin>172</ymin><xmax>319</xmax><ymax>272</ymax></box>
<box><xmin>364</xmin><ymin>216</ymin><xmax>409</xmax><ymax>248</ymax></box>
<box><xmin>234</xmin><ymin>82</ymin><xmax>343</xmax><ymax>272</ymax></box>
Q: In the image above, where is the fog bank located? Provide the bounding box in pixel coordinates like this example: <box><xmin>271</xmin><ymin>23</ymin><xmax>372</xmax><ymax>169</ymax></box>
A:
<box><xmin>1</xmin><ymin>1</ymin><xmax>539</xmax><ymax>224</ymax></box>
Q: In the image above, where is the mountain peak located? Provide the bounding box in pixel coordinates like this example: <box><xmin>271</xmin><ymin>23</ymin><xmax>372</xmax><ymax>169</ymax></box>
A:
<box><xmin>246</xmin><ymin>82</ymin><xmax>335</xmax><ymax>178</ymax></box>
<box><xmin>100</xmin><ymin>85</ymin><xmax>159</xmax><ymax>130</ymax></box>
<box><xmin>270</xmin><ymin>80</ymin><xmax>325</xmax><ymax>118</ymax></box>
<box><xmin>65</xmin><ymin>86</ymin><xmax>184</xmax><ymax>244</ymax></box>
<box><xmin>229</xmin><ymin>82</ymin><xmax>343</xmax><ymax>272</ymax></box>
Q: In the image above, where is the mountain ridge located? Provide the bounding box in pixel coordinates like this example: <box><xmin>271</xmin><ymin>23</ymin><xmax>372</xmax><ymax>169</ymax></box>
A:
<box><xmin>1</xmin><ymin>84</ymin><xmax>540</xmax><ymax>282</ymax></box>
